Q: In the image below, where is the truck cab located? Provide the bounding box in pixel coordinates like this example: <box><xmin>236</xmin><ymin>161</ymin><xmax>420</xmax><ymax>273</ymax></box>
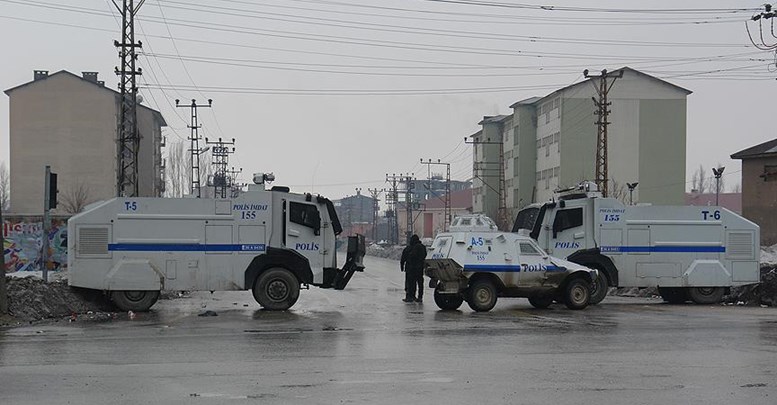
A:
<box><xmin>513</xmin><ymin>182</ymin><xmax>760</xmax><ymax>305</ymax></box>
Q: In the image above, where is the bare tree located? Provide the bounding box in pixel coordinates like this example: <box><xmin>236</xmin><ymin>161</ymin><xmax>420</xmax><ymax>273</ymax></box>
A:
<box><xmin>732</xmin><ymin>182</ymin><xmax>741</xmax><ymax>193</ymax></box>
<box><xmin>165</xmin><ymin>139</ymin><xmax>213</xmax><ymax>198</ymax></box>
<box><xmin>691</xmin><ymin>164</ymin><xmax>708</xmax><ymax>193</ymax></box>
<box><xmin>609</xmin><ymin>178</ymin><xmax>629</xmax><ymax>204</ymax></box>
<box><xmin>0</xmin><ymin>161</ymin><xmax>9</xmax><ymax>210</ymax></box>
<box><xmin>60</xmin><ymin>180</ymin><xmax>94</xmax><ymax>214</ymax></box>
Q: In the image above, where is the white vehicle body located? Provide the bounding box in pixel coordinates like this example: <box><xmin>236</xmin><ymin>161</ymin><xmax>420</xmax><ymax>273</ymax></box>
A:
<box><xmin>68</xmin><ymin>184</ymin><xmax>365</xmax><ymax>311</ymax></box>
<box><xmin>513</xmin><ymin>182</ymin><xmax>760</xmax><ymax>304</ymax></box>
<box><xmin>425</xmin><ymin>214</ymin><xmax>598</xmax><ymax>312</ymax></box>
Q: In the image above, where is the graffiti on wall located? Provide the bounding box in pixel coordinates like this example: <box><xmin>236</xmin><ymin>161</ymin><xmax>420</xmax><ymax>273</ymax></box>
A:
<box><xmin>3</xmin><ymin>218</ymin><xmax>68</xmax><ymax>273</ymax></box>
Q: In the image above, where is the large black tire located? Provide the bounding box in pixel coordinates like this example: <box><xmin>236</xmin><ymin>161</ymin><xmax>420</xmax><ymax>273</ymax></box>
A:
<box><xmin>688</xmin><ymin>287</ymin><xmax>725</xmax><ymax>305</ymax></box>
<box><xmin>528</xmin><ymin>296</ymin><xmax>553</xmax><ymax>309</ymax></box>
<box><xmin>111</xmin><ymin>290</ymin><xmax>160</xmax><ymax>312</ymax></box>
<box><xmin>589</xmin><ymin>272</ymin><xmax>608</xmax><ymax>305</ymax></box>
<box><xmin>434</xmin><ymin>289</ymin><xmax>464</xmax><ymax>311</ymax></box>
<box><xmin>252</xmin><ymin>268</ymin><xmax>300</xmax><ymax>310</ymax></box>
<box><xmin>562</xmin><ymin>278</ymin><xmax>590</xmax><ymax>310</ymax></box>
<box><xmin>658</xmin><ymin>287</ymin><xmax>689</xmax><ymax>304</ymax></box>
<box><xmin>466</xmin><ymin>279</ymin><xmax>498</xmax><ymax>312</ymax></box>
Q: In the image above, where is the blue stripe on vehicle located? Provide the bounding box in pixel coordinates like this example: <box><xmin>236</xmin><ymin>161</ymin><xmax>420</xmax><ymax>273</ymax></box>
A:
<box><xmin>108</xmin><ymin>243</ymin><xmax>266</xmax><ymax>252</ymax></box>
<box><xmin>465</xmin><ymin>264</ymin><xmax>522</xmax><ymax>272</ymax></box>
<box><xmin>601</xmin><ymin>246</ymin><xmax>725</xmax><ymax>253</ymax></box>
<box><xmin>463</xmin><ymin>264</ymin><xmax>565</xmax><ymax>273</ymax></box>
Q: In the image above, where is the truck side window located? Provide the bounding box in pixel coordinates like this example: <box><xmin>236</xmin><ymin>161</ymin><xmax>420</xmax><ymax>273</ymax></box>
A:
<box><xmin>290</xmin><ymin>202</ymin><xmax>321</xmax><ymax>232</ymax></box>
<box><xmin>519</xmin><ymin>242</ymin><xmax>542</xmax><ymax>256</ymax></box>
<box><xmin>553</xmin><ymin>208</ymin><xmax>583</xmax><ymax>233</ymax></box>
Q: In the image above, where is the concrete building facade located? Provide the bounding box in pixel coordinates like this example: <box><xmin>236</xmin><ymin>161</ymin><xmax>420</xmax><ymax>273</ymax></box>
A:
<box><xmin>731</xmin><ymin>138</ymin><xmax>777</xmax><ymax>245</ymax></box>
<box><xmin>473</xmin><ymin>67</ymin><xmax>690</xmax><ymax>227</ymax></box>
<box><xmin>5</xmin><ymin>70</ymin><xmax>166</xmax><ymax>214</ymax></box>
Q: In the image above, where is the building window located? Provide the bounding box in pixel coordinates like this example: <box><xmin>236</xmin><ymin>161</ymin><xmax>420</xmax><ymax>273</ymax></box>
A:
<box><xmin>763</xmin><ymin>165</ymin><xmax>777</xmax><ymax>182</ymax></box>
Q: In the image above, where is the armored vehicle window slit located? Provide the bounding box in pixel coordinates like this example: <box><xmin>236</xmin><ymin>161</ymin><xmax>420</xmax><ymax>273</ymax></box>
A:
<box><xmin>290</xmin><ymin>202</ymin><xmax>321</xmax><ymax>232</ymax></box>
<box><xmin>553</xmin><ymin>208</ymin><xmax>583</xmax><ymax>233</ymax></box>
<box><xmin>519</xmin><ymin>242</ymin><xmax>542</xmax><ymax>256</ymax></box>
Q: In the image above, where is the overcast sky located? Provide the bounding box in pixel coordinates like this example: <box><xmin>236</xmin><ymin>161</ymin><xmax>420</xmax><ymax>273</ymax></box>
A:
<box><xmin>1</xmin><ymin>0</ymin><xmax>775</xmax><ymax>201</ymax></box>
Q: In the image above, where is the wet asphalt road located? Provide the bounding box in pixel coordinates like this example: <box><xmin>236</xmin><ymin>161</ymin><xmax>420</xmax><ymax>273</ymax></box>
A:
<box><xmin>1</xmin><ymin>255</ymin><xmax>776</xmax><ymax>405</ymax></box>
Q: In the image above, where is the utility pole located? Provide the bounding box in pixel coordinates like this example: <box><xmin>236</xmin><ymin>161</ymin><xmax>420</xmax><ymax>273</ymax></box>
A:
<box><xmin>205</xmin><ymin>137</ymin><xmax>235</xmax><ymax>199</ymax></box>
<box><xmin>367</xmin><ymin>188</ymin><xmax>383</xmax><ymax>242</ymax></box>
<box><xmin>41</xmin><ymin>166</ymin><xmax>57</xmax><ymax>283</ymax></box>
<box><xmin>421</xmin><ymin>158</ymin><xmax>452</xmax><ymax>232</ymax></box>
<box><xmin>113</xmin><ymin>0</ymin><xmax>144</xmax><ymax>197</ymax></box>
<box><xmin>176</xmin><ymin>98</ymin><xmax>212</xmax><ymax>197</ymax></box>
<box><xmin>401</xmin><ymin>174</ymin><xmax>416</xmax><ymax>244</ymax></box>
<box><xmin>0</xmin><ymin>195</ymin><xmax>7</xmax><ymax>314</ymax></box>
<box><xmin>584</xmin><ymin>69</ymin><xmax>623</xmax><ymax>197</ymax></box>
<box><xmin>227</xmin><ymin>166</ymin><xmax>243</xmax><ymax>197</ymax></box>
<box><xmin>746</xmin><ymin>5</ymin><xmax>776</xmax><ymax>59</ymax></box>
<box><xmin>385</xmin><ymin>173</ymin><xmax>402</xmax><ymax>245</ymax></box>
<box><xmin>466</xmin><ymin>136</ymin><xmax>508</xmax><ymax>230</ymax></box>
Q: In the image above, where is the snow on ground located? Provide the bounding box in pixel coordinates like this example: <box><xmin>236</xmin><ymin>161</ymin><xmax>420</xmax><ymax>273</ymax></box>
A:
<box><xmin>761</xmin><ymin>244</ymin><xmax>777</xmax><ymax>265</ymax></box>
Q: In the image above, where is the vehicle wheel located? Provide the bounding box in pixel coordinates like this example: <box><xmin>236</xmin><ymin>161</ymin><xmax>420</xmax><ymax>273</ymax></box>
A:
<box><xmin>111</xmin><ymin>290</ymin><xmax>160</xmax><ymax>312</ymax></box>
<box><xmin>589</xmin><ymin>272</ymin><xmax>608</xmax><ymax>305</ymax></box>
<box><xmin>434</xmin><ymin>289</ymin><xmax>464</xmax><ymax>310</ymax></box>
<box><xmin>253</xmin><ymin>268</ymin><xmax>300</xmax><ymax>310</ymax></box>
<box><xmin>688</xmin><ymin>287</ymin><xmax>725</xmax><ymax>305</ymax></box>
<box><xmin>466</xmin><ymin>279</ymin><xmax>497</xmax><ymax>312</ymax></box>
<box><xmin>562</xmin><ymin>278</ymin><xmax>590</xmax><ymax>310</ymax></box>
<box><xmin>528</xmin><ymin>296</ymin><xmax>553</xmax><ymax>309</ymax></box>
<box><xmin>658</xmin><ymin>287</ymin><xmax>689</xmax><ymax>304</ymax></box>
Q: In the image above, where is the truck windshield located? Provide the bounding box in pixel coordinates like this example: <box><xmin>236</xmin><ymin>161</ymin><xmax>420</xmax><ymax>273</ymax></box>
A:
<box><xmin>512</xmin><ymin>207</ymin><xmax>539</xmax><ymax>232</ymax></box>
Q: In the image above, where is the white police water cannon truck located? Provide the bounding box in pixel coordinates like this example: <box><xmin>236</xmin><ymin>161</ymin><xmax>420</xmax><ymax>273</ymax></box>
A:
<box><xmin>424</xmin><ymin>214</ymin><xmax>599</xmax><ymax>312</ymax></box>
<box><xmin>68</xmin><ymin>173</ymin><xmax>365</xmax><ymax>312</ymax></box>
<box><xmin>512</xmin><ymin>182</ymin><xmax>760</xmax><ymax>305</ymax></box>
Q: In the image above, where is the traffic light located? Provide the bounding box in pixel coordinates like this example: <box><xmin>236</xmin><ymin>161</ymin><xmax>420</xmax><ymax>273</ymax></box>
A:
<box><xmin>48</xmin><ymin>171</ymin><xmax>57</xmax><ymax>209</ymax></box>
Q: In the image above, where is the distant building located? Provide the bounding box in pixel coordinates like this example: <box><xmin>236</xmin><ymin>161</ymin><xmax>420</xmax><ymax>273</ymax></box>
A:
<box><xmin>397</xmin><ymin>188</ymin><xmax>473</xmax><ymax>239</ymax></box>
<box><xmin>731</xmin><ymin>138</ymin><xmax>777</xmax><ymax>245</ymax></box>
<box><xmin>4</xmin><ymin>70</ymin><xmax>166</xmax><ymax>213</ymax></box>
<box><xmin>333</xmin><ymin>190</ymin><xmax>375</xmax><ymax>237</ymax></box>
<box><xmin>472</xmin><ymin>67</ymin><xmax>691</xmax><ymax>227</ymax></box>
<box><xmin>685</xmin><ymin>192</ymin><xmax>742</xmax><ymax>214</ymax></box>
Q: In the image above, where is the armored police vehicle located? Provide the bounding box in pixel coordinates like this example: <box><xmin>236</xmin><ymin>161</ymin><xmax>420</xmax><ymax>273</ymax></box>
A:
<box><xmin>425</xmin><ymin>214</ymin><xmax>599</xmax><ymax>312</ymax></box>
<box><xmin>513</xmin><ymin>182</ymin><xmax>760</xmax><ymax>305</ymax></box>
<box><xmin>68</xmin><ymin>173</ymin><xmax>365</xmax><ymax>312</ymax></box>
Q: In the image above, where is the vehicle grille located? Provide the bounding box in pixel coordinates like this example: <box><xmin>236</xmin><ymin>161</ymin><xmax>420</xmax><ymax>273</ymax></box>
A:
<box><xmin>78</xmin><ymin>227</ymin><xmax>109</xmax><ymax>256</ymax></box>
<box><xmin>726</xmin><ymin>231</ymin><xmax>754</xmax><ymax>259</ymax></box>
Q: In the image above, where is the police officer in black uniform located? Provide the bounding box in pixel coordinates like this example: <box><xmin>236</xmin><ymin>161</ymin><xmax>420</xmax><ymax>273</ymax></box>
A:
<box><xmin>400</xmin><ymin>234</ymin><xmax>427</xmax><ymax>302</ymax></box>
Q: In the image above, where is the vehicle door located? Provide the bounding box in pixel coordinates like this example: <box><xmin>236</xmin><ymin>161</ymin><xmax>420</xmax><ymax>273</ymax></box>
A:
<box><xmin>517</xmin><ymin>240</ymin><xmax>548</xmax><ymax>286</ymax></box>
<box><xmin>547</xmin><ymin>207</ymin><xmax>584</xmax><ymax>258</ymax></box>
<box><xmin>285</xmin><ymin>200</ymin><xmax>323</xmax><ymax>270</ymax></box>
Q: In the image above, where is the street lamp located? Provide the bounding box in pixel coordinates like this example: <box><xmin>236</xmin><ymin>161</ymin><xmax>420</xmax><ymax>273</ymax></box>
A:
<box><xmin>626</xmin><ymin>182</ymin><xmax>638</xmax><ymax>205</ymax></box>
<box><xmin>712</xmin><ymin>166</ymin><xmax>725</xmax><ymax>205</ymax></box>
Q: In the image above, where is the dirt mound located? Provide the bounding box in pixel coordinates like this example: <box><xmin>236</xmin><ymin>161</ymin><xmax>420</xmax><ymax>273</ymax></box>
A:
<box><xmin>723</xmin><ymin>266</ymin><xmax>777</xmax><ymax>306</ymax></box>
<box><xmin>4</xmin><ymin>276</ymin><xmax>116</xmax><ymax>322</ymax></box>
